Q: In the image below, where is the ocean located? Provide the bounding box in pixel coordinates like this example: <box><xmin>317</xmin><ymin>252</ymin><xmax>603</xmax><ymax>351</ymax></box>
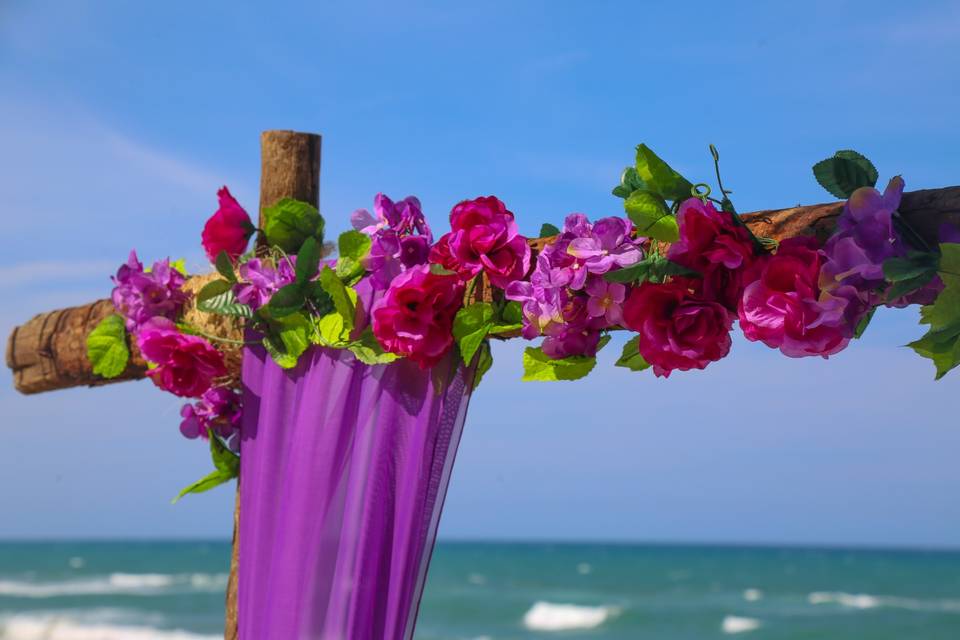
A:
<box><xmin>1</xmin><ymin>541</ymin><xmax>959</xmax><ymax>639</ymax></box>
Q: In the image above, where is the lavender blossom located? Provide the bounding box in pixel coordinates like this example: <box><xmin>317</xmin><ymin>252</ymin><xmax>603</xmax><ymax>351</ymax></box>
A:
<box><xmin>111</xmin><ymin>250</ymin><xmax>189</xmax><ymax>332</ymax></box>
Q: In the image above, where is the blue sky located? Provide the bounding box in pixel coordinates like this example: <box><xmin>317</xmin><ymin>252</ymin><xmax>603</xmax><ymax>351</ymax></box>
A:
<box><xmin>1</xmin><ymin>0</ymin><xmax>959</xmax><ymax>546</ymax></box>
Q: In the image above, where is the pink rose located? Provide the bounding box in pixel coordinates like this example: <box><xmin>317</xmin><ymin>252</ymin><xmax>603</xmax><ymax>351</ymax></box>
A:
<box><xmin>738</xmin><ymin>237</ymin><xmax>850</xmax><ymax>358</ymax></box>
<box><xmin>667</xmin><ymin>198</ymin><xmax>756</xmax><ymax>310</ymax></box>
<box><xmin>622</xmin><ymin>279</ymin><xmax>734</xmax><ymax>378</ymax></box>
<box><xmin>137</xmin><ymin>318</ymin><xmax>227</xmax><ymax>397</ymax></box>
<box><xmin>201</xmin><ymin>186</ymin><xmax>255</xmax><ymax>262</ymax></box>
<box><xmin>429</xmin><ymin>196</ymin><xmax>531</xmax><ymax>288</ymax></box>
<box><xmin>371</xmin><ymin>264</ymin><xmax>465</xmax><ymax>368</ymax></box>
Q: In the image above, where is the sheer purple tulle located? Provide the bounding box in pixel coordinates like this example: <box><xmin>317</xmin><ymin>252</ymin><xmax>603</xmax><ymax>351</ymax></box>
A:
<box><xmin>238</xmin><ymin>344</ymin><xmax>474</xmax><ymax>639</ymax></box>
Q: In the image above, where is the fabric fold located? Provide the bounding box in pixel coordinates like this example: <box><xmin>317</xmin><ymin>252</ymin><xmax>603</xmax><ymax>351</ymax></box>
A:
<box><xmin>238</xmin><ymin>345</ymin><xmax>474</xmax><ymax>639</ymax></box>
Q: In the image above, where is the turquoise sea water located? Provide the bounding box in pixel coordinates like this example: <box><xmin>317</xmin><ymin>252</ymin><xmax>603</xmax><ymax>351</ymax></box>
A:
<box><xmin>1</xmin><ymin>541</ymin><xmax>959</xmax><ymax>639</ymax></box>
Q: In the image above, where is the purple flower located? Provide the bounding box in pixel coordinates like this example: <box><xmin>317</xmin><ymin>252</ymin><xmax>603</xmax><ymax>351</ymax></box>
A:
<box><xmin>180</xmin><ymin>386</ymin><xmax>242</xmax><ymax>451</ymax></box>
<box><xmin>821</xmin><ymin>176</ymin><xmax>947</xmax><ymax>322</ymax></box>
<box><xmin>234</xmin><ymin>257</ymin><xmax>296</xmax><ymax>310</ymax></box>
<box><xmin>585</xmin><ymin>277</ymin><xmax>626</xmax><ymax>326</ymax></box>
<box><xmin>567</xmin><ymin>217</ymin><xmax>643</xmax><ymax>278</ymax></box>
<box><xmin>822</xmin><ymin>177</ymin><xmax>904</xmax><ymax>297</ymax></box>
<box><xmin>352</xmin><ymin>193</ymin><xmax>433</xmax><ymax>289</ymax></box>
<box><xmin>506</xmin><ymin>279</ymin><xmax>564</xmax><ymax>340</ymax></box>
<box><xmin>541</xmin><ymin>296</ymin><xmax>602</xmax><ymax>359</ymax></box>
<box><xmin>506</xmin><ymin>212</ymin><xmax>642</xmax><ymax>343</ymax></box>
<box><xmin>111</xmin><ymin>250</ymin><xmax>189</xmax><ymax>332</ymax></box>
<box><xmin>365</xmin><ymin>233</ymin><xmax>433</xmax><ymax>288</ymax></box>
<box><xmin>352</xmin><ymin>193</ymin><xmax>432</xmax><ymax>240</ymax></box>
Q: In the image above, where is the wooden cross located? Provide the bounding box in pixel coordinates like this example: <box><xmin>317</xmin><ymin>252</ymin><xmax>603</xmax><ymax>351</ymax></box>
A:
<box><xmin>5</xmin><ymin>129</ymin><xmax>960</xmax><ymax>639</ymax></box>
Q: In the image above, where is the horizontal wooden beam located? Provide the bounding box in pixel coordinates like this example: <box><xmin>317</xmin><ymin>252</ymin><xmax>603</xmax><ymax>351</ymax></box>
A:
<box><xmin>7</xmin><ymin>185</ymin><xmax>960</xmax><ymax>396</ymax></box>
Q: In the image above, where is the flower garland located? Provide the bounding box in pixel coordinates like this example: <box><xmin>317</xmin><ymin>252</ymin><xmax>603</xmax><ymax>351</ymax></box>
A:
<box><xmin>85</xmin><ymin>146</ymin><xmax>960</xmax><ymax>498</ymax></box>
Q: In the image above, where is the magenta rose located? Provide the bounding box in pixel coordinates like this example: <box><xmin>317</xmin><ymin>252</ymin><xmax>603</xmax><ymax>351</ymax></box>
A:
<box><xmin>201</xmin><ymin>186</ymin><xmax>255</xmax><ymax>262</ymax></box>
<box><xmin>137</xmin><ymin>318</ymin><xmax>227</xmax><ymax>397</ymax></box>
<box><xmin>429</xmin><ymin>196</ymin><xmax>531</xmax><ymax>288</ymax></box>
<box><xmin>371</xmin><ymin>264</ymin><xmax>465</xmax><ymax>368</ymax></box>
<box><xmin>738</xmin><ymin>237</ymin><xmax>850</xmax><ymax>358</ymax></box>
<box><xmin>622</xmin><ymin>279</ymin><xmax>734</xmax><ymax>378</ymax></box>
<box><xmin>667</xmin><ymin>198</ymin><xmax>756</xmax><ymax>310</ymax></box>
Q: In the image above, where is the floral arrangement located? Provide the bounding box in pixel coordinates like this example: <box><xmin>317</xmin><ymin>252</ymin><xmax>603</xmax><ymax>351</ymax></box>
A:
<box><xmin>85</xmin><ymin>147</ymin><xmax>960</xmax><ymax>498</ymax></box>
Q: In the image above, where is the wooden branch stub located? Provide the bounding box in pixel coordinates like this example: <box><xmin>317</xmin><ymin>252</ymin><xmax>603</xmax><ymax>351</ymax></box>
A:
<box><xmin>226</xmin><ymin>129</ymin><xmax>321</xmax><ymax>640</ymax></box>
<box><xmin>5</xmin><ymin>299</ymin><xmax>148</xmax><ymax>394</ymax></box>
<box><xmin>258</xmin><ymin>130</ymin><xmax>322</xmax><ymax>219</ymax></box>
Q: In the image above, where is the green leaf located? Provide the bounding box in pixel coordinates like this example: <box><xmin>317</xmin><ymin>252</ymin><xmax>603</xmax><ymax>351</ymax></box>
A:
<box><xmin>909</xmin><ymin>243</ymin><xmax>960</xmax><ymax>378</ymax></box>
<box><xmin>197</xmin><ymin>289</ymin><xmax>253</xmax><ymax>318</ymax></box>
<box><xmin>318</xmin><ymin>266</ymin><xmax>356</xmax><ymax>332</ymax></box>
<box><xmin>604</xmin><ymin>261</ymin><xmax>650</xmax><ymax>284</ymax></box>
<box><xmin>197</xmin><ymin>279</ymin><xmax>234</xmax><ymax>303</ymax></box>
<box><xmin>263</xmin><ymin>312</ymin><xmax>311</xmax><ymax>369</ymax></box>
<box><xmin>472</xmin><ymin>340</ymin><xmax>494</xmax><ymax>390</ymax></box>
<box><xmin>314</xmin><ymin>312</ymin><xmax>349</xmax><ymax>346</ymax></box>
<box><xmin>347</xmin><ymin>329</ymin><xmax>400</xmax><ymax>365</ymax></box>
<box><xmin>522</xmin><ymin>347</ymin><xmax>597</xmax><ymax>382</ymax></box>
<box><xmin>612</xmin><ymin>166</ymin><xmax>649</xmax><ymax>199</ymax></box>
<box><xmin>502</xmin><ymin>300</ymin><xmax>523</xmax><ymax>325</ymax></box>
<box><xmin>262</xmin><ymin>198</ymin><xmax>324</xmax><ymax>254</ymax></box>
<box><xmin>170</xmin><ymin>258</ymin><xmax>189</xmax><ymax>276</ymax></box>
<box><xmin>835</xmin><ymin>150</ymin><xmax>879</xmax><ymax>186</ymax></box>
<box><xmin>604</xmin><ymin>255</ymin><xmax>698</xmax><ymax>285</ymax></box>
<box><xmin>338</xmin><ymin>230</ymin><xmax>372</xmax><ymax>262</ymax></box>
<box><xmin>624</xmin><ymin>189</ymin><xmax>679</xmax><ymax>242</ymax></box>
<box><xmin>853</xmin><ymin>307</ymin><xmax>876</xmax><ymax>339</ymax></box>
<box><xmin>215</xmin><ymin>250</ymin><xmax>237</xmax><ymax>283</ymax></box>
<box><xmin>882</xmin><ymin>252</ymin><xmax>939</xmax><ymax>282</ymax></box>
<box><xmin>303</xmin><ymin>280</ymin><xmax>335</xmax><ymax>315</ymax></box>
<box><xmin>634</xmin><ymin>144</ymin><xmax>694</xmax><ymax>202</ymax></box>
<box><xmin>209</xmin><ymin>430</ymin><xmax>239</xmax><ymax>475</ymax></box>
<box><xmin>615</xmin><ymin>335</ymin><xmax>650</xmax><ymax>372</ymax></box>
<box><xmin>812</xmin><ymin>150</ymin><xmax>878</xmax><ymax>199</ymax></box>
<box><xmin>886</xmin><ymin>272</ymin><xmax>936</xmax><ymax>301</ymax></box>
<box><xmin>295</xmin><ymin>237</ymin><xmax>321</xmax><ymax>284</ymax></box>
<box><xmin>453</xmin><ymin>302</ymin><xmax>495</xmax><ymax>365</ymax></box>
<box><xmin>909</xmin><ymin>323</ymin><xmax>960</xmax><ymax>380</ymax></box>
<box><xmin>538</xmin><ymin>223</ymin><xmax>561</xmax><ymax>238</ymax></box>
<box><xmin>266</xmin><ymin>283</ymin><xmax>306</xmax><ymax>317</ymax></box>
<box><xmin>336</xmin><ymin>230</ymin><xmax>372</xmax><ymax>282</ymax></box>
<box><xmin>86</xmin><ymin>314</ymin><xmax>129</xmax><ymax>379</ymax></box>
<box><xmin>429</xmin><ymin>263</ymin><xmax>457</xmax><ymax>276</ymax></box>
<box><xmin>173</xmin><ymin>469</ymin><xmax>233</xmax><ymax>503</ymax></box>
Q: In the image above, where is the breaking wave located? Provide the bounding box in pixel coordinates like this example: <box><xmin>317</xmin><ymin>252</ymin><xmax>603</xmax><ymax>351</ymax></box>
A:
<box><xmin>0</xmin><ymin>573</ymin><xmax>228</xmax><ymax>598</ymax></box>
<box><xmin>0</xmin><ymin>611</ymin><xmax>221</xmax><ymax>640</ymax></box>
<box><xmin>808</xmin><ymin>591</ymin><xmax>960</xmax><ymax>612</ymax></box>
<box><xmin>722</xmin><ymin>615</ymin><xmax>761</xmax><ymax>634</ymax></box>
<box><xmin>522</xmin><ymin>601</ymin><xmax>618</xmax><ymax>631</ymax></box>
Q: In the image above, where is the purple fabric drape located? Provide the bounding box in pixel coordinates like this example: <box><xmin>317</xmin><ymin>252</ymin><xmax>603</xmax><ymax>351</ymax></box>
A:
<box><xmin>238</xmin><ymin>345</ymin><xmax>474</xmax><ymax>639</ymax></box>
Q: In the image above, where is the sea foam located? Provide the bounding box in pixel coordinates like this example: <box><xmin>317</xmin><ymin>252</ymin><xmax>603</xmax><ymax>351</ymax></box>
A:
<box><xmin>0</xmin><ymin>573</ymin><xmax>228</xmax><ymax>598</ymax></box>
<box><xmin>0</xmin><ymin>613</ymin><xmax>220</xmax><ymax>640</ymax></box>
<box><xmin>522</xmin><ymin>601</ymin><xmax>617</xmax><ymax>631</ymax></box>
<box><xmin>808</xmin><ymin>591</ymin><xmax>960</xmax><ymax>612</ymax></box>
<box><xmin>721</xmin><ymin>615</ymin><xmax>761</xmax><ymax>634</ymax></box>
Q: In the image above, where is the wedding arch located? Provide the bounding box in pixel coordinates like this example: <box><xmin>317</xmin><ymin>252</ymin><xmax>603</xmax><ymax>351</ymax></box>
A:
<box><xmin>6</xmin><ymin>130</ymin><xmax>960</xmax><ymax>639</ymax></box>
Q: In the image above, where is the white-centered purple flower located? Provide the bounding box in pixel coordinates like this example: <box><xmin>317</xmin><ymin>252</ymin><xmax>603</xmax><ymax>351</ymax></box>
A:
<box><xmin>566</xmin><ymin>216</ymin><xmax>643</xmax><ymax>280</ymax></box>
<box><xmin>585</xmin><ymin>277</ymin><xmax>626</xmax><ymax>325</ymax></box>
<box><xmin>111</xmin><ymin>250</ymin><xmax>189</xmax><ymax>332</ymax></box>
<box><xmin>506</xmin><ymin>213</ymin><xmax>642</xmax><ymax>351</ymax></box>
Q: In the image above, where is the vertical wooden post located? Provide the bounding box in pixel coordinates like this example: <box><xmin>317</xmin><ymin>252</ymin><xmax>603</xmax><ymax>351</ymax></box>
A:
<box><xmin>224</xmin><ymin>130</ymin><xmax>322</xmax><ymax>639</ymax></box>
